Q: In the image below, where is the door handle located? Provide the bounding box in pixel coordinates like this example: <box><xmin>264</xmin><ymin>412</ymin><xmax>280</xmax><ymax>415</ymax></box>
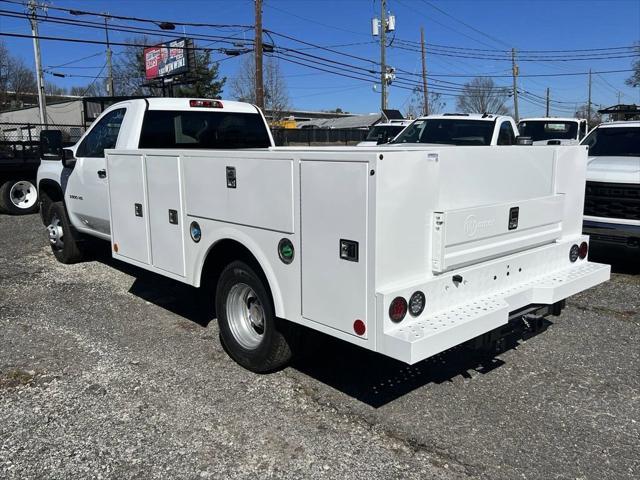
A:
<box><xmin>97</xmin><ymin>169</ymin><xmax>107</xmax><ymax>179</ymax></box>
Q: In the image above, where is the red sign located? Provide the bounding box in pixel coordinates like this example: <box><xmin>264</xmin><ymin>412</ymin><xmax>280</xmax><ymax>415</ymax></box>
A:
<box><xmin>144</xmin><ymin>38</ymin><xmax>189</xmax><ymax>80</ymax></box>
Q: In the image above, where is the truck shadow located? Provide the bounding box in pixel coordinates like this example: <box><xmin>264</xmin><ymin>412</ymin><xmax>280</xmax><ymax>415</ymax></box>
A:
<box><xmin>93</xmin><ymin>248</ymin><xmax>554</xmax><ymax>408</ymax></box>
<box><xmin>92</xmin><ymin>248</ymin><xmax>213</xmax><ymax>326</ymax></box>
<box><xmin>290</xmin><ymin>319</ymin><xmax>551</xmax><ymax>408</ymax></box>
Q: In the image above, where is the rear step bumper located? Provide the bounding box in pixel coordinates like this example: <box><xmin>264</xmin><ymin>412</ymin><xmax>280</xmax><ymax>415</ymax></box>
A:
<box><xmin>379</xmin><ymin>261</ymin><xmax>610</xmax><ymax>364</ymax></box>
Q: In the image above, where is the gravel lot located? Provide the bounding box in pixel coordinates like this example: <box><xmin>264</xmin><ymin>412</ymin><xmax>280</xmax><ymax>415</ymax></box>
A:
<box><xmin>1</xmin><ymin>213</ymin><xmax>639</xmax><ymax>480</ymax></box>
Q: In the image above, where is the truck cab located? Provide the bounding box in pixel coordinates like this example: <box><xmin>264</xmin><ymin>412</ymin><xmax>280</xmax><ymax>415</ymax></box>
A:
<box><xmin>581</xmin><ymin>121</ymin><xmax>640</xmax><ymax>253</ymax></box>
<box><xmin>37</xmin><ymin>98</ymin><xmax>274</xmax><ymax>242</ymax></box>
<box><xmin>518</xmin><ymin>118</ymin><xmax>588</xmax><ymax>146</ymax></box>
<box><xmin>390</xmin><ymin>113</ymin><xmax>519</xmax><ymax>146</ymax></box>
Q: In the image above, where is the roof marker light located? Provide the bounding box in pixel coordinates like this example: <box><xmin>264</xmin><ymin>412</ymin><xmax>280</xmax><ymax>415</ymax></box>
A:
<box><xmin>189</xmin><ymin>99</ymin><xmax>223</xmax><ymax>108</ymax></box>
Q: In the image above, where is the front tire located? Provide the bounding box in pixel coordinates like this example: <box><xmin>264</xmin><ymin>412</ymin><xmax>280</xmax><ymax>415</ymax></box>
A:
<box><xmin>47</xmin><ymin>201</ymin><xmax>85</xmax><ymax>264</ymax></box>
<box><xmin>215</xmin><ymin>261</ymin><xmax>296</xmax><ymax>373</ymax></box>
<box><xmin>0</xmin><ymin>179</ymin><xmax>39</xmax><ymax>215</ymax></box>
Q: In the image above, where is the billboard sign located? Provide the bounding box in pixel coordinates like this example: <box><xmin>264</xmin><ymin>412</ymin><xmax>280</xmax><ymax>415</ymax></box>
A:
<box><xmin>144</xmin><ymin>38</ymin><xmax>190</xmax><ymax>80</ymax></box>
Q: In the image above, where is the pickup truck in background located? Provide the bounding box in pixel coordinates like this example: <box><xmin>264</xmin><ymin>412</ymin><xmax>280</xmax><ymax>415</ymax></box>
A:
<box><xmin>390</xmin><ymin>113</ymin><xmax>520</xmax><ymax>146</ymax></box>
<box><xmin>37</xmin><ymin>97</ymin><xmax>609</xmax><ymax>373</ymax></box>
<box><xmin>581</xmin><ymin>120</ymin><xmax>640</xmax><ymax>254</ymax></box>
<box><xmin>357</xmin><ymin>120</ymin><xmax>412</xmax><ymax>146</ymax></box>
<box><xmin>518</xmin><ymin>117</ymin><xmax>588</xmax><ymax>146</ymax></box>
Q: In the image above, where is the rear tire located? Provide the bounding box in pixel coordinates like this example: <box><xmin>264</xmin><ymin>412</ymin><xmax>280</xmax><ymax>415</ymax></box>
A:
<box><xmin>215</xmin><ymin>261</ymin><xmax>296</xmax><ymax>373</ymax></box>
<box><xmin>0</xmin><ymin>179</ymin><xmax>39</xmax><ymax>215</ymax></box>
<box><xmin>47</xmin><ymin>201</ymin><xmax>85</xmax><ymax>264</ymax></box>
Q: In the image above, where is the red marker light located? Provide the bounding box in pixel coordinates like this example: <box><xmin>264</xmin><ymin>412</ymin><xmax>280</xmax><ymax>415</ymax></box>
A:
<box><xmin>389</xmin><ymin>297</ymin><xmax>407</xmax><ymax>322</ymax></box>
<box><xmin>353</xmin><ymin>319</ymin><xmax>366</xmax><ymax>336</ymax></box>
<box><xmin>578</xmin><ymin>241</ymin><xmax>588</xmax><ymax>260</ymax></box>
<box><xmin>189</xmin><ymin>99</ymin><xmax>223</xmax><ymax>108</ymax></box>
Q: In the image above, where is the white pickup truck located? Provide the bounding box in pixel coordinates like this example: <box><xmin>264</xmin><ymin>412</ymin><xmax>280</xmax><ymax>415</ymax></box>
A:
<box><xmin>518</xmin><ymin>118</ymin><xmax>588</xmax><ymax>146</ymax></box>
<box><xmin>390</xmin><ymin>113</ymin><xmax>520</xmax><ymax>146</ymax></box>
<box><xmin>38</xmin><ymin>97</ymin><xmax>609</xmax><ymax>372</ymax></box>
<box><xmin>581</xmin><ymin>121</ymin><xmax>640</xmax><ymax>254</ymax></box>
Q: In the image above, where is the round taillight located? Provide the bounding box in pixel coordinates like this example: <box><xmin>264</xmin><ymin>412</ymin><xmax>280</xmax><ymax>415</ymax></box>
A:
<box><xmin>578</xmin><ymin>241</ymin><xmax>588</xmax><ymax>260</ymax></box>
<box><xmin>353</xmin><ymin>319</ymin><xmax>366</xmax><ymax>336</ymax></box>
<box><xmin>569</xmin><ymin>244</ymin><xmax>579</xmax><ymax>262</ymax></box>
<box><xmin>389</xmin><ymin>297</ymin><xmax>407</xmax><ymax>323</ymax></box>
<box><xmin>408</xmin><ymin>291</ymin><xmax>426</xmax><ymax>317</ymax></box>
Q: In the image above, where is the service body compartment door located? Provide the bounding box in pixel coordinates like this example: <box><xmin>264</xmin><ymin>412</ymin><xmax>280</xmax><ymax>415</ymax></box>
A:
<box><xmin>301</xmin><ymin>161</ymin><xmax>369</xmax><ymax>336</ymax></box>
<box><xmin>146</xmin><ymin>155</ymin><xmax>185</xmax><ymax>277</ymax></box>
<box><xmin>107</xmin><ymin>153</ymin><xmax>150</xmax><ymax>264</ymax></box>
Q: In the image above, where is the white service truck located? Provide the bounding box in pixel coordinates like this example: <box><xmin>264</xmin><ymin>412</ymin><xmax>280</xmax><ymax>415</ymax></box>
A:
<box><xmin>38</xmin><ymin>98</ymin><xmax>610</xmax><ymax>372</ymax></box>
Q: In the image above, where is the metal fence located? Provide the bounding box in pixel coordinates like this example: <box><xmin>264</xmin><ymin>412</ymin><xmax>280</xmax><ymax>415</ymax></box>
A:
<box><xmin>0</xmin><ymin>122</ymin><xmax>85</xmax><ymax>160</ymax></box>
<box><xmin>271</xmin><ymin>128</ymin><xmax>368</xmax><ymax>146</ymax></box>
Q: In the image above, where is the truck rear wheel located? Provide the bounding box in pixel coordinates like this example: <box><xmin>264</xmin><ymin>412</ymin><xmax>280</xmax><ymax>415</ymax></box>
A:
<box><xmin>215</xmin><ymin>261</ymin><xmax>295</xmax><ymax>373</ymax></box>
<box><xmin>0</xmin><ymin>179</ymin><xmax>39</xmax><ymax>215</ymax></box>
<box><xmin>47</xmin><ymin>201</ymin><xmax>85</xmax><ymax>264</ymax></box>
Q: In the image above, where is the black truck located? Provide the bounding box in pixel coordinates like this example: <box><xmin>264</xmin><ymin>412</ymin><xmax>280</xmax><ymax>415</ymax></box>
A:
<box><xmin>0</xmin><ymin>138</ymin><xmax>40</xmax><ymax>215</ymax></box>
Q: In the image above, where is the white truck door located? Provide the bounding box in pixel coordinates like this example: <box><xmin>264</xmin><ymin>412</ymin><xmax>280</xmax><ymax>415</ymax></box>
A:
<box><xmin>64</xmin><ymin>106</ymin><xmax>130</xmax><ymax>236</ymax></box>
<box><xmin>300</xmin><ymin>160</ymin><xmax>369</xmax><ymax>337</ymax></box>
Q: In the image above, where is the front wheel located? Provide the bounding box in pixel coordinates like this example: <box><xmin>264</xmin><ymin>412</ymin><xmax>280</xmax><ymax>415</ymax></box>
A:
<box><xmin>46</xmin><ymin>201</ymin><xmax>85</xmax><ymax>264</ymax></box>
<box><xmin>215</xmin><ymin>261</ymin><xmax>296</xmax><ymax>373</ymax></box>
<box><xmin>0</xmin><ymin>179</ymin><xmax>39</xmax><ymax>215</ymax></box>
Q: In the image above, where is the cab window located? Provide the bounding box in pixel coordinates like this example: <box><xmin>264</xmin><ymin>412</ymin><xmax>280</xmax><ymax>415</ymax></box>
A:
<box><xmin>76</xmin><ymin>108</ymin><xmax>126</xmax><ymax>157</ymax></box>
<box><xmin>497</xmin><ymin>121</ymin><xmax>516</xmax><ymax>145</ymax></box>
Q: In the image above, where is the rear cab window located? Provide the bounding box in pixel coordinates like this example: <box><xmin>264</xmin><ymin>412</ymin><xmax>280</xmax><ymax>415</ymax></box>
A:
<box><xmin>518</xmin><ymin>121</ymin><xmax>579</xmax><ymax>141</ymax></box>
<box><xmin>393</xmin><ymin>119</ymin><xmax>495</xmax><ymax>146</ymax></box>
<box><xmin>138</xmin><ymin>110</ymin><xmax>271</xmax><ymax>149</ymax></box>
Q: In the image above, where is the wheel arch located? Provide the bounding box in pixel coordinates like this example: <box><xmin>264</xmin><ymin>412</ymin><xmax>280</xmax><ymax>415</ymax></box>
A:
<box><xmin>197</xmin><ymin>235</ymin><xmax>285</xmax><ymax>318</ymax></box>
<box><xmin>37</xmin><ymin>179</ymin><xmax>64</xmax><ymax>224</ymax></box>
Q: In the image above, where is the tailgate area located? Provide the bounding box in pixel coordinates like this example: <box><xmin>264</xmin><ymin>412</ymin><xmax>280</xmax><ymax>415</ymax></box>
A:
<box><xmin>377</xmin><ymin>238</ymin><xmax>610</xmax><ymax>364</ymax></box>
<box><xmin>431</xmin><ymin>194</ymin><xmax>564</xmax><ymax>272</ymax></box>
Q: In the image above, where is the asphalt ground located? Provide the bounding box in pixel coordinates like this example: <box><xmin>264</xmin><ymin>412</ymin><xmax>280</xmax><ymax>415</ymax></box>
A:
<box><xmin>1</xmin><ymin>213</ymin><xmax>638</xmax><ymax>480</ymax></box>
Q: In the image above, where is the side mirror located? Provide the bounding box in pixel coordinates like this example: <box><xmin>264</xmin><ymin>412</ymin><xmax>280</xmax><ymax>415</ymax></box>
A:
<box><xmin>39</xmin><ymin>130</ymin><xmax>63</xmax><ymax>160</ymax></box>
<box><xmin>62</xmin><ymin>149</ymin><xmax>76</xmax><ymax>169</ymax></box>
<box><xmin>516</xmin><ymin>136</ymin><xmax>533</xmax><ymax>145</ymax></box>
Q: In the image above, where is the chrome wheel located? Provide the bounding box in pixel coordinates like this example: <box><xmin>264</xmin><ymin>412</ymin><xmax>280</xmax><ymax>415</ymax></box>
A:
<box><xmin>9</xmin><ymin>180</ymin><xmax>37</xmax><ymax>210</ymax></box>
<box><xmin>226</xmin><ymin>283</ymin><xmax>265</xmax><ymax>350</ymax></box>
<box><xmin>47</xmin><ymin>212</ymin><xmax>64</xmax><ymax>250</ymax></box>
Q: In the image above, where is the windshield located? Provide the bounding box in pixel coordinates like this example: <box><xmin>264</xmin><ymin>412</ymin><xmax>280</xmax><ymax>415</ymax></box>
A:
<box><xmin>581</xmin><ymin>126</ymin><xmax>640</xmax><ymax>157</ymax></box>
<box><xmin>392</xmin><ymin>118</ymin><xmax>495</xmax><ymax>146</ymax></box>
<box><xmin>365</xmin><ymin>125</ymin><xmax>405</xmax><ymax>141</ymax></box>
<box><xmin>518</xmin><ymin>120</ymin><xmax>578</xmax><ymax>141</ymax></box>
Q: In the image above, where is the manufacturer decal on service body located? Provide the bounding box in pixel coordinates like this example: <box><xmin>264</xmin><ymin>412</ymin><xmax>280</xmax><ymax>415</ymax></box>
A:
<box><xmin>69</xmin><ymin>194</ymin><xmax>84</xmax><ymax>200</ymax></box>
<box><xmin>464</xmin><ymin>214</ymin><xmax>495</xmax><ymax>237</ymax></box>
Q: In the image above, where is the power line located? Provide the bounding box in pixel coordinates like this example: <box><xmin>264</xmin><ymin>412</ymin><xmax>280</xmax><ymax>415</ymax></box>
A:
<box><xmin>0</xmin><ymin>0</ymin><xmax>252</xmax><ymax>29</ymax></box>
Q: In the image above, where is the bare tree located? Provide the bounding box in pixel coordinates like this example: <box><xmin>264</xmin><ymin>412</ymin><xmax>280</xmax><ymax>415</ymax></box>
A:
<box><xmin>69</xmin><ymin>82</ymin><xmax>107</xmax><ymax>97</ymax></box>
<box><xmin>0</xmin><ymin>41</ymin><xmax>37</xmax><ymax>109</ymax></box>
<box><xmin>456</xmin><ymin>77</ymin><xmax>510</xmax><ymax>115</ymax></box>
<box><xmin>575</xmin><ymin>103</ymin><xmax>602</xmax><ymax>129</ymax></box>
<box><xmin>404</xmin><ymin>88</ymin><xmax>445</xmax><ymax>118</ymax></box>
<box><xmin>626</xmin><ymin>42</ymin><xmax>640</xmax><ymax>88</ymax></box>
<box><xmin>231</xmin><ymin>54</ymin><xmax>290</xmax><ymax>119</ymax></box>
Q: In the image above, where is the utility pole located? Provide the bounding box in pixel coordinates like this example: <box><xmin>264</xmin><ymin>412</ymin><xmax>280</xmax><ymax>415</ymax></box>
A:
<box><xmin>380</xmin><ymin>0</ymin><xmax>387</xmax><ymax>111</ymax></box>
<box><xmin>28</xmin><ymin>0</ymin><xmax>47</xmax><ymax>126</ymax></box>
<box><xmin>545</xmin><ymin>87</ymin><xmax>550</xmax><ymax>117</ymax></box>
<box><xmin>617</xmin><ymin>91</ymin><xmax>622</xmax><ymax>105</ymax></box>
<box><xmin>254</xmin><ymin>0</ymin><xmax>265</xmax><ymax>111</ymax></box>
<box><xmin>104</xmin><ymin>16</ymin><xmax>114</xmax><ymax>96</ymax></box>
<box><xmin>587</xmin><ymin>68</ymin><xmax>592</xmax><ymax>126</ymax></box>
<box><xmin>420</xmin><ymin>26</ymin><xmax>428</xmax><ymax>116</ymax></box>
<box><xmin>511</xmin><ymin>47</ymin><xmax>519</xmax><ymax>122</ymax></box>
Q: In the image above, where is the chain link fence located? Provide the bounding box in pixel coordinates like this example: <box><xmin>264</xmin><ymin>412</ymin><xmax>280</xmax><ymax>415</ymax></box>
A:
<box><xmin>0</xmin><ymin>123</ymin><xmax>85</xmax><ymax>161</ymax></box>
<box><xmin>272</xmin><ymin>128</ymin><xmax>368</xmax><ymax>146</ymax></box>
